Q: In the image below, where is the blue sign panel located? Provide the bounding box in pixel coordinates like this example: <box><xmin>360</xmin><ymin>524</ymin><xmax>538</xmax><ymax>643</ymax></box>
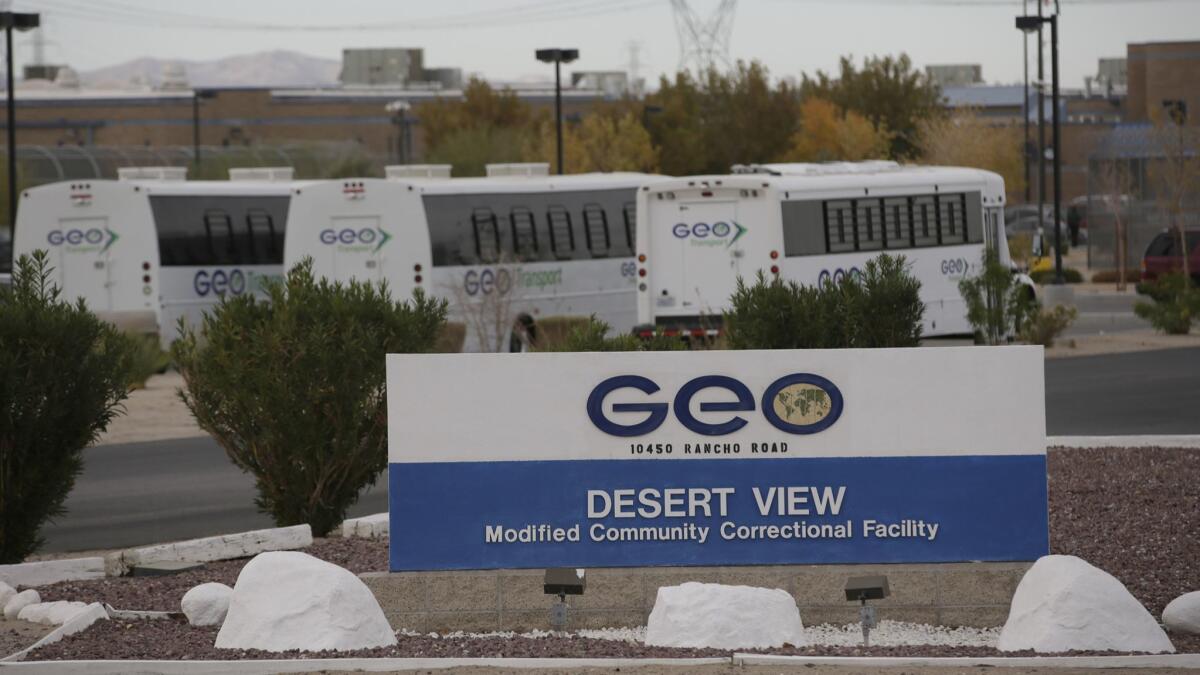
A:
<box><xmin>386</xmin><ymin>348</ymin><xmax>1049</xmax><ymax>571</ymax></box>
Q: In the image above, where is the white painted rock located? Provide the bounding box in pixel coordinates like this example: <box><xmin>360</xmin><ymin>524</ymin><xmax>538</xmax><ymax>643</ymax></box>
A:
<box><xmin>998</xmin><ymin>555</ymin><xmax>1174</xmax><ymax>653</ymax></box>
<box><xmin>215</xmin><ymin>551</ymin><xmax>396</xmax><ymax>652</ymax></box>
<box><xmin>1163</xmin><ymin>591</ymin><xmax>1200</xmax><ymax>635</ymax></box>
<box><xmin>645</xmin><ymin>582</ymin><xmax>805</xmax><ymax>650</ymax></box>
<box><xmin>0</xmin><ymin>581</ymin><xmax>15</xmax><ymax>608</ymax></box>
<box><xmin>181</xmin><ymin>582</ymin><xmax>233</xmax><ymax>627</ymax></box>
<box><xmin>17</xmin><ymin>601</ymin><xmax>90</xmax><ymax>626</ymax></box>
<box><xmin>4</xmin><ymin>589</ymin><xmax>41</xmax><ymax>620</ymax></box>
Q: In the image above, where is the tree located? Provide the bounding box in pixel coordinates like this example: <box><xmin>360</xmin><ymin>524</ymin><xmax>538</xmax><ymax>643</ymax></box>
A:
<box><xmin>418</xmin><ymin>78</ymin><xmax>532</xmax><ymax>152</ymax></box>
<box><xmin>426</xmin><ymin>126</ymin><xmax>529</xmax><ymax>177</ymax></box>
<box><xmin>958</xmin><ymin>248</ymin><xmax>1033</xmax><ymax>345</ymax></box>
<box><xmin>801</xmin><ymin>54</ymin><xmax>942</xmax><ymax>160</ymax></box>
<box><xmin>172</xmin><ymin>260</ymin><xmax>447</xmax><ymax>536</ymax></box>
<box><xmin>1148</xmin><ymin>114</ymin><xmax>1200</xmax><ymax>281</ymax></box>
<box><xmin>1</xmin><ymin>252</ymin><xmax>136</xmax><ymax>562</ymax></box>
<box><xmin>646</xmin><ymin>61</ymin><xmax>801</xmax><ymax>175</ymax></box>
<box><xmin>785</xmin><ymin>98</ymin><xmax>892</xmax><ymax>162</ymax></box>
<box><xmin>918</xmin><ymin>107</ymin><xmax>1025</xmax><ymax>200</ymax></box>
<box><xmin>1095</xmin><ymin>158</ymin><xmax>1136</xmax><ymax>290</ymax></box>
<box><xmin>525</xmin><ymin>107</ymin><xmax>659</xmax><ymax>174</ymax></box>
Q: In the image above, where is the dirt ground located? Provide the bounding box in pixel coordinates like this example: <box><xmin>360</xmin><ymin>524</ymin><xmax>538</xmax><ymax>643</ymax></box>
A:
<box><xmin>314</xmin><ymin>665</ymin><xmax>1198</xmax><ymax>675</ymax></box>
<box><xmin>0</xmin><ymin>618</ymin><xmax>53</xmax><ymax>659</ymax></box>
<box><xmin>95</xmin><ymin>371</ymin><xmax>203</xmax><ymax>446</ymax></box>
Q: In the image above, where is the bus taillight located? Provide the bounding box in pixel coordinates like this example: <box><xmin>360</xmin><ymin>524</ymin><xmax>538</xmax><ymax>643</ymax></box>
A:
<box><xmin>769</xmin><ymin>250</ymin><xmax>779</xmax><ymax>259</ymax></box>
<box><xmin>770</xmin><ymin>265</ymin><xmax>780</xmax><ymax>275</ymax></box>
<box><xmin>637</xmin><ymin>254</ymin><xmax>646</xmax><ymax>263</ymax></box>
<box><xmin>638</xmin><ymin>268</ymin><xmax>647</xmax><ymax>277</ymax></box>
<box><xmin>142</xmin><ymin>261</ymin><xmax>151</xmax><ymax>271</ymax></box>
<box><xmin>415</xmin><ymin>275</ymin><xmax>423</xmax><ymax>284</ymax></box>
<box><xmin>414</xmin><ymin>263</ymin><xmax>422</xmax><ymax>272</ymax></box>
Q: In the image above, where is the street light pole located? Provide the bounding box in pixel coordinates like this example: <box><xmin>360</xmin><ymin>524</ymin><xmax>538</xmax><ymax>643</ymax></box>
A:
<box><xmin>1036</xmin><ymin>0</ymin><xmax>1046</xmax><ymax>259</ymax></box>
<box><xmin>535</xmin><ymin>48</ymin><xmax>579</xmax><ymax>175</ymax></box>
<box><xmin>1050</xmin><ymin>13</ymin><xmax>1063</xmax><ymax>284</ymax></box>
<box><xmin>2</xmin><ymin>11</ymin><xmax>39</xmax><ymax>235</ymax></box>
<box><xmin>1016</xmin><ymin>9</ymin><xmax>1064</xmax><ymax>284</ymax></box>
<box><xmin>1022</xmin><ymin>0</ymin><xmax>1030</xmax><ymax>204</ymax></box>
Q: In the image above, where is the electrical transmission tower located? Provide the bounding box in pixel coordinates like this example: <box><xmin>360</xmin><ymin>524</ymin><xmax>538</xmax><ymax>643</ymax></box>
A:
<box><xmin>670</xmin><ymin>0</ymin><xmax>737</xmax><ymax>74</ymax></box>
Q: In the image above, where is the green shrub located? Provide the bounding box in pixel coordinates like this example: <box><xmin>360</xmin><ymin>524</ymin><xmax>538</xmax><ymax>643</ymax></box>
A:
<box><xmin>435</xmin><ymin>321</ymin><xmax>466</xmax><ymax>353</ymax></box>
<box><xmin>724</xmin><ymin>254</ymin><xmax>923</xmax><ymax>350</ymax></box>
<box><xmin>1029</xmin><ymin>267</ymin><xmax>1083</xmax><ymax>284</ymax></box>
<box><xmin>537</xmin><ymin>316</ymin><xmax>684</xmax><ymax>352</ymax></box>
<box><xmin>172</xmin><ymin>260</ymin><xmax>448</xmax><ymax>536</ymax></box>
<box><xmin>0</xmin><ymin>252</ymin><xmax>136</xmax><ymax>562</ymax></box>
<box><xmin>1019</xmin><ymin>305</ymin><xmax>1078</xmax><ymax>347</ymax></box>
<box><xmin>126</xmin><ymin>332</ymin><xmax>171</xmax><ymax>389</ymax></box>
<box><xmin>958</xmin><ymin>248</ymin><xmax>1035</xmax><ymax>345</ymax></box>
<box><xmin>1134</xmin><ymin>272</ymin><xmax>1200</xmax><ymax>335</ymax></box>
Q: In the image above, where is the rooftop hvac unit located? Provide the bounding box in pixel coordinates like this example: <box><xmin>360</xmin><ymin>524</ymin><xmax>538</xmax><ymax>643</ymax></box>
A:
<box><xmin>228</xmin><ymin>167</ymin><xmax>295</xmax><ymax>182</ymax></box>
<box><xmin>385</xmin><ymin>164</ymin><xmax>453</xmax><ymax>179</ymax></box>
<box><xmin>486</xmin><ymin>162</ymin><xmax>550</xmax><ymax>177</ymax></box>
<box><xmin>116</xmin><ymin>166</ymin><xmax>188</xmax><ymax>181</ymax></box>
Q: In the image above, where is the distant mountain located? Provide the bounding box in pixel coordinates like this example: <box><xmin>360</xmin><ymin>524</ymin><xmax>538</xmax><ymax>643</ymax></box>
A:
<box><xmin>80</xmin><ymin>50</ymin><xmax>341</xmax><ymax>89</ymax></box>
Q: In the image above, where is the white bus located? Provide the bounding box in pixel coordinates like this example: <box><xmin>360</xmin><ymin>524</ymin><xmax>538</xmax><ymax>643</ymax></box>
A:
<box><xmin>634</xmin><ymin>163</ymin><xmax>1025</xmax><ymax>337</ymax></box>
<box><xmin>13</xmin><ymin>167</ymin><xmax>313</xmax><ymax>347</ymax></box>
<box><xmin>284</xmin><ymin>165</ymin><xmax>667</xmax><ymax>351</ymax></box>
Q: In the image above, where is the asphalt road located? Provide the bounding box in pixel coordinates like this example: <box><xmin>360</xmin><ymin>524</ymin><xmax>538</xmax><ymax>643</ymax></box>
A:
<box><xmin>39</xmin><ymin>347</ymin><xmax>1200</xmax><ymax>554</ymax></box>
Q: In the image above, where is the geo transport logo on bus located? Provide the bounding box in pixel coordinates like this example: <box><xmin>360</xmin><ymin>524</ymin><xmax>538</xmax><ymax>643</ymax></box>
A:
<box><xmin>673</xmin><ymin>221</ymin><xmax>747</xmax><ymax>248</ymax></box>
<box><xmin>319</xmin><ymin>226</ymin><xmax>392</xmax><ymax>253</ymax></box>
<box><xmin>385</xmin><ymin>348</ymin><xmax>1049</xmax><ymax>571</ymax></box>
<box><xmin>46</xmin><ymin>227</ymin><xmax>119</xmax><ymax>254</ymax></box>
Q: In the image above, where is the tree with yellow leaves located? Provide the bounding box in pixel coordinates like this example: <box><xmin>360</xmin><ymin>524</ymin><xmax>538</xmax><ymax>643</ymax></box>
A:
<box><xmin>784</xmin><ymin>98</ymin><xmax>892</xmax><ymax>162</ymax></box>
<box><xmin>917</xmin><ymin>108</ymin><xmax>1025</xmax><ymax>199</ymax></box>
<box><xmin>524</xmin><ymin>107</ymin><xmax>659</xmax><ymax>174</ymax></box>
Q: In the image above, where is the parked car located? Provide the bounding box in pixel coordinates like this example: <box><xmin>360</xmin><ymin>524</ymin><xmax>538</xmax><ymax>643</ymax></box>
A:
<box><xmin>1141</xmin><ymin>229</ymin><xmax>1200</xmax><ymax>282</ymax></box>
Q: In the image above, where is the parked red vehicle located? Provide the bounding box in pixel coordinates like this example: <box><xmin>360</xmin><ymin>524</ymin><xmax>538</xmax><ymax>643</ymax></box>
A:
<box><xmin>1141</xmin><ymin>229</ymin><xmax>1200</xmax><ymax>282</ymax></box>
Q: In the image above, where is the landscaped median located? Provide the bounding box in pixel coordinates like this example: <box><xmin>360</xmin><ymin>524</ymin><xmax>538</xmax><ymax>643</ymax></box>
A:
<box><xmin>0</xmin><ymin>443</ymin><xmax>1195</xmax><ymax>666</ymax></box>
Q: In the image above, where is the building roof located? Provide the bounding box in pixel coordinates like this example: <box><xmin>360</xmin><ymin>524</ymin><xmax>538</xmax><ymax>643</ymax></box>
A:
<box><xmin>941</xmin><ymin>85</ymin><xmax>1027</xmax><ymax>109</ymax></box>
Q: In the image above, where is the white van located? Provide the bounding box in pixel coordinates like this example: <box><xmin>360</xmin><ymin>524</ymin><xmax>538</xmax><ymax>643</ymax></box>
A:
<box><xmin>14</xmin><ymin>167</ymin><xmax>314</xmax><ymax>346</ymax></box>
<box><xmin>635</xmin><ymin>163</ymin><xmax>1023</xmax><ymax>337</ymax></box>
<box><xmin>284</xmin><ymin>165</ymin><xmax>668</xmax><ymax>351</ymax></box>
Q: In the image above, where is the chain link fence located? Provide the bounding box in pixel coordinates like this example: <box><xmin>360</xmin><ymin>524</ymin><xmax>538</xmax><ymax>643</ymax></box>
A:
<box><xmin>1085</xmin><ymin>124</ymin><xmax>1200</xmax><ymax>272</ymax></box>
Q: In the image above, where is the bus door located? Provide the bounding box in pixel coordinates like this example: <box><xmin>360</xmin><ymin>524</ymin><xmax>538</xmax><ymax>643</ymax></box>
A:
<box><xmin>673</xmin><ymin>200</ymin><xmax>743</xmax><ymax>315</ymax></box>
<box><xmin>327</xmin><ymin>215</ymin><xmax>384</xmax><ymax>284</ymax></box>
<box><xmin>58</xmin><ymin>216</ymin><xmax>113</xmax><ymax>313</ymax></box>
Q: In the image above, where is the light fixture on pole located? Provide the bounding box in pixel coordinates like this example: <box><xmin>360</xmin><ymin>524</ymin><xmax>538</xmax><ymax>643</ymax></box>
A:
<box><xmin>1016</xmin><ymin>11</ymin><xmax>1063</xmax><ymax>285</ymax></box>
<box><xmin>192</xmin><ymin>89</ymin><xmax>216</xmax><ymax>171</ymax></box>
<box><xmin>385</xmin><ymin>100</ymin><xmax>412</xmax><ymax>164</ymax></box>
<box><xmin>535</xmin><ymin>48</ymin><xmax>579</xmax><ymax>175</ymax></box>
<box><xmin>2</xmin><ymin>11</ymin><xmax>39</xmax><ymax>235</ymax></box>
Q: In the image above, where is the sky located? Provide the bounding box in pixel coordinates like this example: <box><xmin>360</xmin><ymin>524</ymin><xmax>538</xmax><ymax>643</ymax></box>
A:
<box><xmin>13</xmin><ymin>0</ymin><xmax>1200</xmax><ymax>89</ymax></box>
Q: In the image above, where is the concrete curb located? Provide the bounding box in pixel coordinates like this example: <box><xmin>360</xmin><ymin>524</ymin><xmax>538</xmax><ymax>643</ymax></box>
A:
<box><xmin>0</xmin><ymin>558</ymin><xmax>105</xmax><ymax>588</ymax></box>
<box><xmin>734</xmin><ymin>652</ymin><xmax>1200</xmax><ymax>669</ymax></box>
<box><xmin>0</xmin><ymin>656</ymin><xmax>728</xmax><ymax>673</ymax></box>
<box><xmin>1</xmin><ymin>603</ymin><xmax>108</xmax><ymax>663</ymax></box>
<box><xmin>107</xmin><ymin>524</ymin><xmax>313</xmax><ymax>576</ymax></box>
<box><xmin>1049</xmin><ymin>435</ymin><xmax>1200</xmax><ymax>449</ymax></box>
<box><xmin>341</xmin><ymin>512</ymin><xmax>389</xmax><ymax>539</ymax></box>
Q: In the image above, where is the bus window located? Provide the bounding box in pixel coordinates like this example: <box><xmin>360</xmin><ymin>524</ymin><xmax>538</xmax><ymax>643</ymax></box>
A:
<box><xmin>912</xmin><ymin>196</ymin><xmax>938</xmax><ymax>247</ymax></box>
<box><xmin>966</xmin><ymin>192</ymin><xmax>985</xmax><ymax>243</ymax></box>
<box><xmin>883</xmin><ymin>197</ymin><xmax>912</xmax><ymax>249</ymax></box>
<box><xmin>472</xmin><ymin>208</ymin><xmax>501</xmax><ymax>263</ymax></box>
<box><xmin>824</xmin><ymin>201</ymin><xmax>856</xmax><ymax>253</ymax></box>
<box><xmin>938</xmin><ymin>194</ymin><xmax>967</xmax><ymax>245</ymax></box>
<box><xmin>245</xmin><ymin>209</ymin><xmax>279</xmax><ymax>264</ymax></box>
<box><xmin>583</xmin><ymin>203</ymin><xmax>610</xmax><ymax>258</ymax></box>
<box><xmin>856</xmin><ymin>199</ymin><xmax>884</xmax><ymax>252</ymax></box>
<box><xmin>510</xmin><ymin>207</ymin><xmax>538</xmax><ymax>261</ymax></box>
<box><xmin>621</xmin><ymin>202</ymin><xmax>637</xmax><ymax>254</ymax></box>
<box><xmin>204</xmin><ymin>210</ymin><xmax>235</xmax><ymax>264</ymax></box>
<box><xmin>547</xmin><ymin>205</ymin><xmax>574</xmax><ymax>260</ymax></box>
<box><xmin>781</xmin><ymin>200</ymin><xmax>824</xmax><ymax>256</ymax></box>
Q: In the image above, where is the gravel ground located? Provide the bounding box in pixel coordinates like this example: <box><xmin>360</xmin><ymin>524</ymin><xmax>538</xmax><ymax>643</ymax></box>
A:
<box><xmin>17</xmin><ymin>445</ymin><xmax>1200</xmax><ymax>661</ymax></box>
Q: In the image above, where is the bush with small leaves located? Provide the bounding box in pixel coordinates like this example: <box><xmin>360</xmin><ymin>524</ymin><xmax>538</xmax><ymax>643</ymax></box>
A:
<box><xmin>1019</xmin><ymin>305</ymin><xmax>1078</xmax><ymax>347</ymax></box>
<box><xmin>537</xmin><ymin>316</ymin><xmax>684</xmax><ymax>352</ymax></box>
<box><xmin>1134</xmin><ymin>272</ymin><xmax>1200</xmax><ymax>335</ymax></box>
<box><xmin>172</xmin><ymin>260</ymin><xmax>447</xmax><ymax>536</ymax></box>
<box><xmin>724</xmin><ymin>254</ymin><xmax>923</xmax><ymax>350</ymax></box>
<box><xmin>958</xmin><ymin>248</ymin><xmax>1035</xmax><ymax>345</ymax></box>
<box><xmin>0</xmin><ymin>251</ymin><xmax>136</xmax><ymax>562</ymax></box>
